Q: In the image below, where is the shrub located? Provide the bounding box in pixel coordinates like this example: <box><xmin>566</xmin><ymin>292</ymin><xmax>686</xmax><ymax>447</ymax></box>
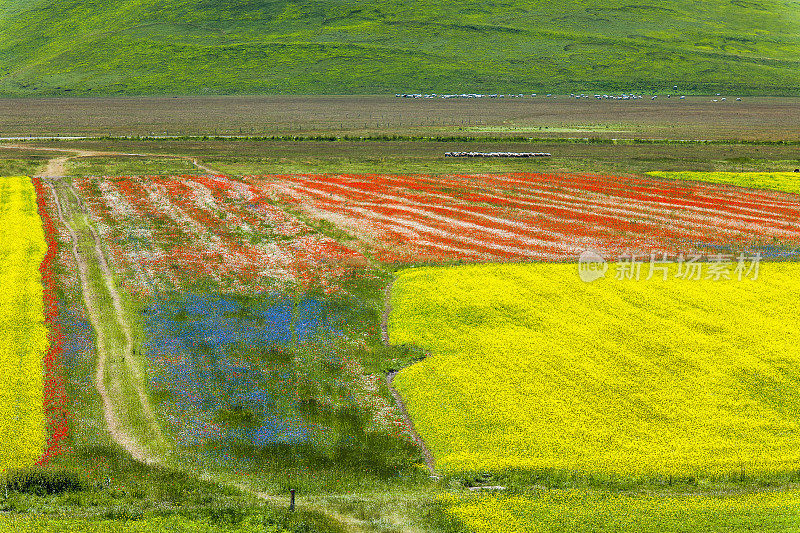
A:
<box><xmin>5</xmin><ymin>468</ymin><xmax>85</xmax><ymax>495</ymax></box>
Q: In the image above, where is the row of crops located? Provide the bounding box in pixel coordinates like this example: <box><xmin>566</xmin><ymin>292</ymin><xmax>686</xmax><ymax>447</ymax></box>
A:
<box><xmin>75</xmin><ymin>175</ymin><xmax>366</xmax><ymax>295</ymax></box>
<box><xmin>260</xmin><ymin>171</ymin><xmax>800</xmax><ymax>262</ymax></box>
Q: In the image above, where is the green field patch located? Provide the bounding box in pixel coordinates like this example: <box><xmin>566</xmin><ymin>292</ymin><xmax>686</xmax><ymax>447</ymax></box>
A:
<box><xmin>66</xmin><ymin>157</ymin><xmax>196</xmax><ymax>176</ymax></box>
<box><xmin>0</xmin><ymin>159</ymin><xmax>47</xmax><ymax>176</ymax></box>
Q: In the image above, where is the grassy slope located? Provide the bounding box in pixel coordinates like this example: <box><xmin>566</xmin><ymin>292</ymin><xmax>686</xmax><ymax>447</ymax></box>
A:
<box><xmin>1</xmin><ymin>0</ymin><xmax>800</xmax><ymax>96</ymax></box>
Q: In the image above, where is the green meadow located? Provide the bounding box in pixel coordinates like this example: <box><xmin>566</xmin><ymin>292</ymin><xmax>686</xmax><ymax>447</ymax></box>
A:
<box><xmin>1</xmin><ymin>0</ymin><xmax>799</xmax><ymax>96</ymax></box>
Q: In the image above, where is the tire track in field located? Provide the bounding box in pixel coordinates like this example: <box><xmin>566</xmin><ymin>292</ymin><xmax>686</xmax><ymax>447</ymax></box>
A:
<box><xmin>382</xmin><ymin>280</ymin><xmax>438</xmax><ymax>476</ymax></box>
<box><xmin>46</xmin><ymin>179</ymin><xmax>163</xmax><ymax>466</ymax></box>
<box><xmin>65</xmin><ymin>181</ymin><xmax>165</xmax><ymax>438</ymax></box>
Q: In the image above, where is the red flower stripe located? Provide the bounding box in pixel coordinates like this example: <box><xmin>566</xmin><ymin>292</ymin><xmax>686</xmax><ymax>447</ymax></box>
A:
<box><xmin>32</xmin><ymin>178</ymin><xmax>69</xmax><ymax>465</ymax></box>
<box><xmin>251</xmin><ymin>172</ymin><xmax>800</xmax><ymax>264</ymax></box>
<box><xmin>76</xmin><ymin>172</ymin><xmax>800</xmax><ymax>295</ymax></box>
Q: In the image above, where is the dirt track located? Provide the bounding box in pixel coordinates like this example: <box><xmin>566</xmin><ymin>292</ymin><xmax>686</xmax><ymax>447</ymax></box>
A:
<box><xmin>2</xmin><ymin>143</ymin><xmax>225</xmax><ymax>177</ymax></box>
<box><xmin>67</xmin><ymin>181</ymin><xmax>165</xmax><ymax>440</ymax></box>
<box><xmin>382</xmin><ymin>281</ymin><xmax>437</xmax><ymax>475</ymax></box>
<box><xmin>46</xmin><ymin>179</ymin><xmax>160</xmax><ymax>465</ymax></box>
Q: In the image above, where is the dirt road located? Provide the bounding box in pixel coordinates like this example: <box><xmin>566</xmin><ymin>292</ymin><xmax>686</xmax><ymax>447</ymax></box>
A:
<box><xmin>67</xmin><ymin>181</ymin><xmax>165</xmax><ymax>438</ymax></box>
<box><xmin>46</xmin><ymin>179</ymin><xmax>161</xmax><ymax>464</ymax></box>
<box><xmin>2</xmin><ymin>143</ymin><xmax>225</xmax><ymax>177</ymax></box>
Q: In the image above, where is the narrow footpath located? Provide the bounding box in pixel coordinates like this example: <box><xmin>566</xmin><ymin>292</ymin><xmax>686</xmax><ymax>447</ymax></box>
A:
<box><xmin>382</xmin><ymin>281</ymin><xmax>438</xmax><ymax>476</ymax></box>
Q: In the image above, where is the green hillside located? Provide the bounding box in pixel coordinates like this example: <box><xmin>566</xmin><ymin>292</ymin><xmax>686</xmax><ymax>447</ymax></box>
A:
<box><xmin>1</xmin><ymin>0</ymin><xmax>799</xmax><ymax>96</ymax></box>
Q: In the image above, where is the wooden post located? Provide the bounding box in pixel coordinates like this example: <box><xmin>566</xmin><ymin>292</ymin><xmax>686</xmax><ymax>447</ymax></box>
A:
<box><xmin>289</xmin><ymin>489</ymin><xmax>295</xmax><ymax>511</ymax></box>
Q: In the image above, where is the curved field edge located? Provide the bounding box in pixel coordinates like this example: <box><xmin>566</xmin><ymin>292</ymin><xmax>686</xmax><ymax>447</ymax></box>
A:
<box><xmin>388</xmin><ymin>262</ymin><xmax>800</xmax><ymax>480</ymax></box>
<box><xmin>442</xmin><ymin>489</ymin><xmax>800</xmax><ymax>532</ymax></box>
<box><xmin>648</xmin><ymin>171</ymin><xmax>800</xmax><ymax>197</ymax></box>
<box><xmin>0</xmin><ymin>176</ymin><xmax>49</xmax><ymax>470</ymax></box>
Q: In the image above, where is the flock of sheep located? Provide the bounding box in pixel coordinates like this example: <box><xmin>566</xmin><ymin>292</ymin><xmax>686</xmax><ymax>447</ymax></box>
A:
<box><xmin>396</xmin><ymin>92</ymin><xmax>742</xmax><ymax>101</ymax></box>
<box><xmin>444</xmin><ymin>151</ymin><xmax>552</xmax><ymax>157</ymax></box>
<box><xmin>396</xmin><ymin>93</ymin><xmax>552</xmax><ymax>98</ymax></box>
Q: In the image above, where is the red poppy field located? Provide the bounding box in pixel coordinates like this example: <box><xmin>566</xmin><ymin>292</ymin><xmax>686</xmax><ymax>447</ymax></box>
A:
<box><xmin>252</xmin><ymin>172</ymin><xmax>800</xmax><ymax>263</ymax></box>
<box><xmin>69</xmin><ymin>171</ymin><xmax>800</xmax><ymax>301</ymax></box>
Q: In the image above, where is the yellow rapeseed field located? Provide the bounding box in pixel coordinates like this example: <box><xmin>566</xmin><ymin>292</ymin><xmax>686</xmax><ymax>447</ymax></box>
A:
<box><xmin>0</xmin><ymin>176</ymin><xmax>48</xmax><ymax>471</ymax></box>
<box><xmin>444</xmin><ymin>489</ymin><xmax>800</xmax><ymax>532</ymax></box>
<box><xmin>389</xmin><ymin>262</ymin><xmax>800</xmax><ymax>477</ymax></box>
<box><xmin>648</xmin><ymin>171</ymin><xmax>800</xmax><ymax>196</ymax></box>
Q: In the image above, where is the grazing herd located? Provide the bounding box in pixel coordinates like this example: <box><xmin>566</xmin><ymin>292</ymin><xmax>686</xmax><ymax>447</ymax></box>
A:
<box><xmin>396</xmin><ymin>92</ymin><xmax>742</xmax><ymax>101</ymax></box>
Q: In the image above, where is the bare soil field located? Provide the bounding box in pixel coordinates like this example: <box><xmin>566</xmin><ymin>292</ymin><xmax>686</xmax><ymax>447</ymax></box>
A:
<box><xmin>3</xmin><ymin>96</ymin><xmax>800</xmax><ymax>140</ymax></box>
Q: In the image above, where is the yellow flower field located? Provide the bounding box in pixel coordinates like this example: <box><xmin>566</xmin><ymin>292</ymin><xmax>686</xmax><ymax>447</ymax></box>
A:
<box><xmin>648</xmin><ymin>171</ymin><xmax>800</xmax><ymax>196</ymax></box>
<box><xmin>389</xmin><ymin>262</ymin><xmax>800</xmax><ymax>477</ymax></box>
<box><xmin>444</xmin><ymin>489</ymin><xmax>800</xmax><ymax>533</ymax></box>
<box><xmin>0</xmin><ymin>176</ymin><xmax>48</xmax><ymax>471</ymax></box>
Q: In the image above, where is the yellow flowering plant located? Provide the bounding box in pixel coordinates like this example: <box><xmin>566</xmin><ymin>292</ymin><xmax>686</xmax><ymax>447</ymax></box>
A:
<box><xmin>0</xmin><ymin>177</ymin><xmax>48</xmax><ymax>471</ymax></box>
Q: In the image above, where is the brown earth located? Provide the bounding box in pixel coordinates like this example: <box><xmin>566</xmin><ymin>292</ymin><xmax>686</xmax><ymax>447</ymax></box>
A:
<box><xmin>3</xmin><ymin>96</ymin><xmax>800</xmax><ymax>140</ymax></box>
